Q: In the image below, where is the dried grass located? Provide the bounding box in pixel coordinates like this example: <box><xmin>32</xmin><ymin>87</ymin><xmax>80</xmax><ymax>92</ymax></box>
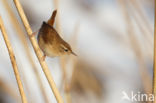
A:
<box><xmin>0</xmin><ymin>16</ymin><xmax>28</xmax><ymax>103</ymax></box>
<box><xmin>13</xmin><ymin>0</ymin><xmax>64</xmax><ymax>102</ymax></box>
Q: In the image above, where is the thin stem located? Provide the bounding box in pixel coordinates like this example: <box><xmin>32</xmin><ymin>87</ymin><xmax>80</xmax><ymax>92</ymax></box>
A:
<box><xmin>153</xmin><ymin>0</ymin><xmax>156</xmax><ymax>103</ymax></box>
<box><xmin>2</xmin><ymin>0</ymin><xmax>50</xmax><ymax>102</ymax></box>
<box><xmin>0</xmin><ymin>16</ymin><xmax>28</xmax><ymax>103</ymax></box>
<box><xmin>130</xmin><ymin>0</ymin><xmax>153</xmax><ymax>34</ymax></box>
<box><xmin>118</xmin><ymin>0</ymin><xmax>152</xmax><ymax>94</ymax></box>
<box><xmin>13</xmin><ymin>0</ymin><xmax>64</xmax><ymax>103</ymax></box>
<box><xmin>60</xmin><ymin>57</ymin><xmax>72</xmax><ymax>103</ymax></box>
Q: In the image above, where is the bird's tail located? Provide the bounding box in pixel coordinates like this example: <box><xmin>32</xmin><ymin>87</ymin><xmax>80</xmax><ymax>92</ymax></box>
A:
<box><xmin>47</xmin><ymin>10</ymin><xmax>57</xmax><ymax>27</ymax></box>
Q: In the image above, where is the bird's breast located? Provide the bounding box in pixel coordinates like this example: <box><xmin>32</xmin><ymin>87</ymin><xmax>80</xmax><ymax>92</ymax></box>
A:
<box><xmin>38</xmin><ymin>35</ymin><xmax>58</xmax><ymax>57</ymax></box>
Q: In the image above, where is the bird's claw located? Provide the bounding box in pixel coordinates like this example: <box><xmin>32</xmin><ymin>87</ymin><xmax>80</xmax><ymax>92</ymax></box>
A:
<box><xmin>30</xmin><ymin>31</ymin><xmax>37</xmax><ymax>38</ymax></box>
<box><xmin>42</xmin><ymin>54</ymin><xmax>46</xmax><ymax>61</ymax></box>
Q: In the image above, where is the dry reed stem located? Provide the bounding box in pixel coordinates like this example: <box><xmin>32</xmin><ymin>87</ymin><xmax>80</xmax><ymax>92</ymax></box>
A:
<box><xmin>118</xmin><ymin>0</ymin><xmax>152</xmax><ymax>95</ymax></box>
<box><xmin>13</xmin><ymin>0</ymin><xmax>63</xmax><ymax>103</ymax></box>
<box><xmin>133</xmin><ymin>13</ymin><xmax>152</xmax><ymax>45</ymax></box>
<box><xmin>130</xmin><ymin>0</ymin><xmax>153</xmax><ymax>34</ymax></box>
<box><xmin>69</xmin><ymin>58</ymin><xmax>77</xmax><ymax>93</ymax></box>
<box><xmin>1</xmin><ymin>2</ymin><xmax>32</xmax><ymax>101</ymax></box>
<box><xmin>68</xmin><ymin>23</ymin><xmax>80</xmax><ymax>91</ymax></box>
<box><xmin>128</xmin><ymin>0</ymin><xmax>153</xmax><ymax>51</ymax></box>
<box><xmin>125</xmin><ymin>1</ymin><xmax>152</xmax><ymax>94</ymax></box>
<box><xmin>60</xmin><ymin>57</ymin><xmax>72</xmax><ymax>103</ymax></box>
<box><xmin>125</xmin><ymin>0</ymin><xmax>153</xmax><ymax>60</ymax></box>
<box><xmin>2</xmin><ymin>0</ymin><xmax>50</xmax><ymax>102</ymax></box>
<box><xmin>60</xmin><ymin>23</ymin><xmax>80</xmax><ymax>103</ymax></box>
<box><xmin>69</xmin><ymin>22</ymin><xmax>80</xmax><ymax>45</ymax></box>
<box><xmin>64</xmin><ymin>24</ymin><xmax>80</xmax><ymax>103</ymax></box>
<box><xmin>52</xmin><ymin>0</ymin><xmax>72</xmax><ymax>102</ymax></box>
<box><xmin>153</xmin><ymin>0</ymin><xmax>156</xmax><ymax>102</ymax></box>
<box><xmin>0</xmin><ymin>16</ymin><xmax>28</xmax><ymax>103</ymax></box>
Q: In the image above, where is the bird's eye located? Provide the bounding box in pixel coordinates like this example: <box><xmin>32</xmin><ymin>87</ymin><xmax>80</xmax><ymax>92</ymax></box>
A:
<box><xmin>64</xmin><ymin>49</ymin><xmax>68</xmax><ymax>52</ymax></box>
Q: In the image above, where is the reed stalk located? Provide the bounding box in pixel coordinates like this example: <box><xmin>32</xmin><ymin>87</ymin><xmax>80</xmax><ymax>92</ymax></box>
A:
<box><xmin>118</xmin><ymin>0</ymin><xmax>152</xmax><ymax>95</ymax></box>
<box><xmin>13</xmin><ymin>0</ymin><xmax>64</xmax><ymax>102</ymax></box>
<box><xmin>0</xmin><ymin>16</ymin><xmax>28</xmax><ymax>103</ymax></box>
<box><xmin>2</xmin><ymin>0</ymin><xmax>50</xmax><ymax>102</ymax></box>
<box><xmin>153</xmin><ymin>0</ymin><xmax>156</xmax><ymax>103</ymax></box>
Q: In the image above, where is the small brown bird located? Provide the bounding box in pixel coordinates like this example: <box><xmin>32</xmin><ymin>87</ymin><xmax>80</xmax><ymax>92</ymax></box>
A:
<box><xmin>37</xmin><ymin>10</ymin><xmax>76</xmax><ymax>60</ymax></box>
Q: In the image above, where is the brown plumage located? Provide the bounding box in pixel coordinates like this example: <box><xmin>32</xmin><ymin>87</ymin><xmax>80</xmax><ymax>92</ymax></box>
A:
<box><xmin>37</xmin><ymin>10</ymin><xmax>76</xmax><ymax>58</ymax></box>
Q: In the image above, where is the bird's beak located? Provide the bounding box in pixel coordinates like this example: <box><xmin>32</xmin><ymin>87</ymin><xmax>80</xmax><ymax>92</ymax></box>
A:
<box><xmin>71</xmin><ymin>51</ymin><xmax>77</xmax><ymax>56</ymax></box>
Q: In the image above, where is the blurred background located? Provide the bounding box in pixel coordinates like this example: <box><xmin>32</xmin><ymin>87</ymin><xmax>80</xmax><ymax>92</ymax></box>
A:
<box><xmin>0</xmin><ymin>0</ymin><xmax>154</xmax><ymax>103</ymax></box>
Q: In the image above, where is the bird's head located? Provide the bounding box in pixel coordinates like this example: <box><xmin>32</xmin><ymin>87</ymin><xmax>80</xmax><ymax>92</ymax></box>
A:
<box><xmin>58</xmin><ymin>42</ymin><xmax>77</xmax><ymax>56</ymax></box>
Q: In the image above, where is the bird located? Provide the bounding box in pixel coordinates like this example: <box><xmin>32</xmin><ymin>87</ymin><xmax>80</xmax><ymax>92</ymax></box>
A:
<box><xmin>36</xmin><ymin>10</ymin><xmax>76</xmax><ymax>60</ymax></box>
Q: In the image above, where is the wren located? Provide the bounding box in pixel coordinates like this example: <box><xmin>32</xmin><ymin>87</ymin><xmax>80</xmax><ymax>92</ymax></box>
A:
<box><xmin>36</xmin><ymin>10</ymin><xmax>76</xmax><ymax>60</ymax></box>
